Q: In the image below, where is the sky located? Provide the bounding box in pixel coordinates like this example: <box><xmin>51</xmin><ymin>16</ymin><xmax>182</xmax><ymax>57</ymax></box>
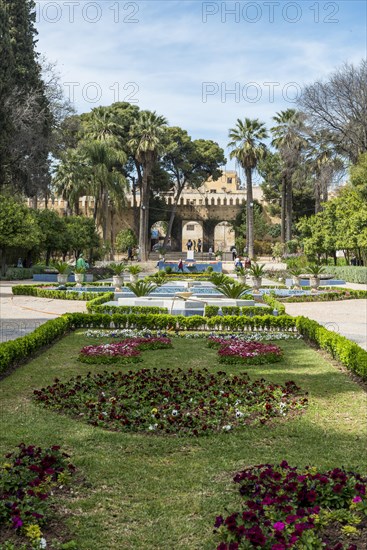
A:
<box><xmin>35</xmin><ymin>0</ymin><xmax>367</xmax><ymax>170</ymax></box>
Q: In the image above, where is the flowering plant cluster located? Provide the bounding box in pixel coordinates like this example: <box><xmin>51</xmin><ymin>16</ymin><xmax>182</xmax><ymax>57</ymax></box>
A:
<box><xmin>78</xmin><ymin>337</ymin><xmax>172</xmax><ymax>364</ymax></box>
<box><xmin>0</xmin><ymin>443</ymin><xmax>75</xmax><ymax>549</ymax></box>
<box><xmin>208</xmin><ymin>338</ymin><xmax>283</xmax><ymax>365</ymax></box>
<box><xmin>214</xmin><ymin>461</ymin><xmax>367</xmax><ymax>549</ymax></box>
<box><xmin>33</xmin><ymin>369</ymin><xmax>307</xmax><ymax>435</ymax></box>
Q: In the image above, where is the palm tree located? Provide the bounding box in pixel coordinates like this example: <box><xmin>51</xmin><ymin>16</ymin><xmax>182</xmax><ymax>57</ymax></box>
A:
<box><xmin>228</xmin><ymin>118</ymin><xmax>268</xmax><ymax>258</ymax></box>
<box><xmin>53</xmin><ymin>148</ymin><xmax>88</xmax><ymax>215</ymax></box>
<box><xmin>271</xmin><ymin>109</ymin><xmax>307</xmax><ymax>243</ymax></box>
<box><xmin>128</xmin><ymin>111</ymin><xmax>168</xmax><ymax>261</ymax></box>
<box><xmin>81</xmin><ymin>140</ymin><xmax>127</xmax><ymax>241</ymax></box>
<box><xmin>305</xmin><ymin>132</ymin><xmax>344</xmax><ymax>213</ymax></box>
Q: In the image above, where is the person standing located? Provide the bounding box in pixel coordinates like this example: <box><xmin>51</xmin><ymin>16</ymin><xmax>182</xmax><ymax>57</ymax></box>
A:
<box><xmin>127</xmin><ymin>246</ymin><xmax>133</xmax><ymax>262</ymax></box>
<box><xmin>187</xmin><ymin>239</ymin><xmax>193</xmax><ymax>251</ymax></box>
<box><xmin>231</xmin><ymin>246</ymin><xmax>237</xmax><ymax>261</ymax></box>
<box><xmin>197</xmin><ymin>239</ymin><xmax>202</xmax><ymax>253</ymax></box>
<box><xmin>178</xmin><ymin>258</ymin><xmax>184</xmax><ymax>272</ymax></box>
<box><xmin>76</xmin><ymin>253</ymin><xmax>87</xmax><ymax>269</ymax></box>
<box><xmin>208</xmin><ymin>246</ymin><xmax>213</xmax><ymax>260</ymax></box>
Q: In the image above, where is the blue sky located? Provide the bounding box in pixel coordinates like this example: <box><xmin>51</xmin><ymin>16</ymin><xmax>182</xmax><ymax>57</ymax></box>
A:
<box><xmin>36</xmin><ymin>1</ymin><xmax>367</xmax><ymax>169</ymax></box>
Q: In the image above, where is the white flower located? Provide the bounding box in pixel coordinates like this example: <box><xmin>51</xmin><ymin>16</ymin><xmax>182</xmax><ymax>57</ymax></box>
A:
<box><xmin>235</xmin><ymin>400</ymin><xmax>241</xmax><ymax>406</ymax></box>
<box><xmin>223</xmin><ymin>424</ymin><xmax>232</xmax><ymax>431</ymax></box>
<box><xmin>172</xmin><ymin>409</ymin><xmax>179</xmax><ymax>416</ymax></box>
<box><xmin>102</xmin><ymin>411</ymin><xmax>108</xmax><ymax>416</ymax></box>
<box><xmin>235</xmin><ymin>410</ymin><xmax>244</xmax><ymax>418</ymax></box>
<box><xmin>40</xmin><ymin>539</ymin><xmax>47</xmax><ymax>549</ymax></box>
<box><xmin>148</xmin><ymin>424</ymin><xmax>156</xmax><ymax>431</ymax></box>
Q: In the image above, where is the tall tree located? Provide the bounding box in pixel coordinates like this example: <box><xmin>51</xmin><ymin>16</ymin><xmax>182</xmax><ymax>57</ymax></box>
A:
<box><xmin>305</xmin><ymin>132</ymin><xmax>344</xmax><ymax>213</ymax></box>
<box><xmin>299</xmin><ymin>60</ymin><xmax>367</xmax><ymax>164</ymax></box>
<box><xmin>161</xmin><ymin>127</ymin><xmax>225</xmax><ymax>248</ymax></box>
<box><xmin>0</xmin><ymin>2</ymin><xmax>15</xmax><ymax>185</ymax></box>
<box><xmin>128</xmin><ymin>111</ymin><xmax>168</xmax><ymax>261</ymax></box>
<box><xmin>271</xmin><ymin>109</ymin><xmax>307</xmax><ymax>242</ymax></box>
<box><xmin>228</xmin><ymin>118</ymin><xmax>268</xmax><ymax>258</ymax></box>
<box><xmin>3</xmin><ymin>0</ymin><xmax>52</xmax><ymax>198</ymax></box>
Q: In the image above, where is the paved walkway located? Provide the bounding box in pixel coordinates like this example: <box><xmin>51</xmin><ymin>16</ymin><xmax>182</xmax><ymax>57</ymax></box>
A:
<box><xmin>0</xmin><ymin>283</ymin><xmax>86</xmax><ymax>342</ymax></box>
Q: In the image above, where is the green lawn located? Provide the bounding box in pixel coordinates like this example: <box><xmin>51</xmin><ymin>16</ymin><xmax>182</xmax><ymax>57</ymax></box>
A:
<box><xmin>0</xmin><ymin>333</ymin><xmax>366</xmax><ymax>549</ymax></box>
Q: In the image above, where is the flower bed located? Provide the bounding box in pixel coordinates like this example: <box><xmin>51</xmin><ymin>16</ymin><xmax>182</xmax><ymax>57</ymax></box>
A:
<box><xmin>0</xmin><ymin>443</ymin><xmax>75</xmax><ymax>549</ymax></box>
<box><xmin>33</xmin><ymin>368</ymin><xmax>307</xmax><ymax>435</ymax></box>
<box><xmin>78</xmin><ymin>337</ymin><xmax>172</xmax><ymax>364</ymax></box>
<box><xmin>214</xmin><ymin>461</ymin><xmax>367</xmax><ymax>550</ymax></box>
<box><xmin>208</xmin><ymin>338</ymin><xmax>283</xmax><ymax>365</ymax></box>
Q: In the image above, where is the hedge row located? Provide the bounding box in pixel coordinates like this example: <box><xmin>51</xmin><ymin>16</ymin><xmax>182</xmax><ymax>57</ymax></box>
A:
<box><xmin>325</xmin><ymin>266</ymin><xmax>367</xmax><ymax>284</ymax></box>
<box><xmin>296</xmin><ymin>316</ymin><xmax>367</xmax><ymax>379</ymax></box>
<box><xmin>85</xmin><ymin>292</ymin><xmax>115</xmax><ymax>312</ymax></box>
<box><xmin>89</xmin><ymin>304</ymin><xmax>169</xmax><ymax>315</ymax></box>
<box><xmin>282</xmin><ymin>289</ymin><xmax>367</xmax><ymax>303</ymax></box>
<box><xmin>66</xmin><ymin>312</ymin><xmax>297</xmax><ymax>332</ymax></box>
<box><xmin>204</xmin><ymin>305</ymin><xmax>273</xmax><ymax>317</ymax></box>
<box><xmin>12</xmin><ymin>285</ymin><xmax>104</xmax><ymax>301</ymax></box>
<box><xmin>262</xmin><ymin>293</ymin><xmax>286</xmax><ymax>314</ymax></box>
<box><xmin>0</xmin><ymin>316</ymin><xmax>72</xmax><ymax>375</ymax></box>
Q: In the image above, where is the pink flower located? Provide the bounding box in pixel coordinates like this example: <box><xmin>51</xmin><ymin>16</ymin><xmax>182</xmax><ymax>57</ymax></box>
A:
<box><xmin>353</xmin><ymin>496</ymin><xmax>362</xmax><ymax>502</ymax></box>
<box><xmin>273</xmin><ymin>521</ymin><xmax>285</xmax><ymax>531</ymax></box>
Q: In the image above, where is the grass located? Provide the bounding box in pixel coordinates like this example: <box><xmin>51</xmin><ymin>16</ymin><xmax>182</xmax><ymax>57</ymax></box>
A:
<box><xmin>0</xmin><ymin>333</ymin><xmax>366</xmax><ymax>549</ymax></box>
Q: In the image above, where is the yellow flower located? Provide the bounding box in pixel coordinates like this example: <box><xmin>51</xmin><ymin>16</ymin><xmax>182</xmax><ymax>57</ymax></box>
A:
<box><xmin>2</xmin><ymin>462</ymin><xmax>12</xmax><ymax>469</ymax></box>
<box><xmin>341</xmin><ymin>525</ymin><xmax>358</xmax><ymax>536</ymax></box>
<box><xmin>151</xmin><ymin>408</ymin><xmax>158</xmax><ymax>414</ymax></box>
<box><xmin>25</xmin><ymin>524</ymin><xmax>43</xmax><ymax>541</ymax></box>
<box><xmin>308</xmin><ymin>467</ymin><xmax>318</xmax><ymax>475</ymax></box>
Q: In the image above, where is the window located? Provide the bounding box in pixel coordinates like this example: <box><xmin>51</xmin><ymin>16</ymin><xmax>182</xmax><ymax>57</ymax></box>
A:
<box><xmin>186</xmin><ymin>224</ymin><xmax>195</xmax><ymax>231</ymax></box>
<box><xmin>227</xmin><ymin>177</ymin><xmax>232</xmax><ymax>184</ymax></box>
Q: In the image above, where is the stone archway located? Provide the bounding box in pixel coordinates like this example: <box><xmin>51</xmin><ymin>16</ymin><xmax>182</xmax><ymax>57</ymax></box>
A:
<box><xmin>214</xmin><ymin>221</ymin><xmax>235</xmax><ymax>252</ymax></box>
<box><xmin>182</xmin><ymin>220</ymin><xmax>203</xmax><ymax>252</ymax></box>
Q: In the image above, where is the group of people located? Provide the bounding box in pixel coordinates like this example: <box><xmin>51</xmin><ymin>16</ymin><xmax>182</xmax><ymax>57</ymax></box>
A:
<box><xmin>234</xmin><ymin>255</ymin><xmax>251</xmax><ymax>270</ymax></box>
<box><xmin>186</xmin><ymin>239</ymin><xmax>202</xmax><ymax>252</ymax></box>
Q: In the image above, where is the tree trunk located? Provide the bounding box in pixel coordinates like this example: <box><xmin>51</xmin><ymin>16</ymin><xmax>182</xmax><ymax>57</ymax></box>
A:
<box><xmin>102</xmin><ymin>192</ymin><xmax>108</xmax><ymax>242</ymax></box>
<box><xmin>285</xmin><ymin>175</ymin><xmax>292</xmax><ymax>242</ymax></box>
<box><xmin>139</xmin><ymin>162</ymin><xmax>151</xmax><ymax>262</ymax></box>
<box><xmin>281</xmin><ymin>174</ymin><xmax>286</xmax><ymax>244</ymax></box>
<box><xmin>0</xmin><ymin>248</ymin><xmax>6</xmax><ymax>277</ymax></box>
<box><xmin>245</xmin><ymin>167</ymin><xmax>254</xmax><ymax>259</ymax></box>
<box><xmin>164</xmin><ymin>185</ymin><xmax>183</xmax><ymax>248</ymax></box>
<box><xmin>315</xmin><ymin>177</ymin><xmax>321</xmax><ymax>214</ymax></box>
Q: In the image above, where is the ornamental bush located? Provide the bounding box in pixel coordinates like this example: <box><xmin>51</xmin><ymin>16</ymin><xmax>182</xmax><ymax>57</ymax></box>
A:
<box><xmin>214</xmin><ymin>461</ymin><xmax>367</xmax><ymax>550</ymax></box>
<box><xmin>34</xmin><ymin>368</ymin><xmax>307</xmax><ymax>436</ymax></box>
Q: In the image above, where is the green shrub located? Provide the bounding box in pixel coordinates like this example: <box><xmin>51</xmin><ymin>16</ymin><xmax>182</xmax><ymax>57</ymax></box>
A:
<box><xmin>283</xmin><ymin>289</ymin><xmax>367</xmax><ymax>302</ymax></box>
<box><xmin>325</xmin><ymin>266</ymin><xmax>367</xmax><ymax>284</ymax></box>
<box><xmin>90</xmin><ymin>305</ymin><xmax>168</xmax><ymax>315</ymax></box>
<box><xmin>2</xmin><ymin>267</ymin><xmax>34</xmax><ymax>280</ymax></box>
<box><xmin>204</xmin><ymin>305</ymin><xmax>219</xmax><ymax>317</ymax></box>
<box><xmin>86</xmin><ymin>292</ymin><xmax>115</xmax><ymax>313</ymax></box>
<box><xmin>262</xmin><ymin>293</ymin><xmax>286</xmax><ymax>314</ymax></box>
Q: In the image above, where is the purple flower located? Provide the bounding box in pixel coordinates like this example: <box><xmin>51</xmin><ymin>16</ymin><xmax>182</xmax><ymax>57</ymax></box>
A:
<box><xmin>12</xmin><ymin>516</ymin><xmax>23</xmax><ymax>529</ymax></box>
<box><xmin>353</xmin><ymin>496</ymin><xmax>362</xmax><ymax>502</ymax></box>
<box><xmin>273</xmin><ymin>521</ymin><xmax>285</xmax><ymax>531</ymax></box>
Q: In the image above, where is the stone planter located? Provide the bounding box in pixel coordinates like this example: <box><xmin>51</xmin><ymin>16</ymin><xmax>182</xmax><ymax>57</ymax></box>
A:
<box><xmin>129</xmin><ymin>274</ymin><xmax>138</xmax><ymax>283</ymax></box>
<box><xmin>310</xmin><ymin>276</ymin><xmax>320</xmax><ymax>290</ymax></box>
<box><xmin>112</xmin><ymin>275</ymin><xmax>123</xmax><ymax>291</ymax></box>
<box><xmin>251</xmin><ymin>276</ymin><xmax>262</xmax><ymax>292</ymax></box>
<box><xmin>238</xmin><ymin>275</ymin><xmax>247</xmax><ymax>284</ymax></box>
<box><xmin>74</xmin><ymin>273</ymin><xmax>85</xmax><ymax>286</ymax></box>
<box><xmin>57</xmin><ymin>274</ymin><xmax>68</xmax><ymax>284</ymax></box>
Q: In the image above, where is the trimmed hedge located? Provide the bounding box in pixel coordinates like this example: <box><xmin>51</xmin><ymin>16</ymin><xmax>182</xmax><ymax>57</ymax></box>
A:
<box><xmin>12</xmin><ymin>285</ymin><xmax>101</xmax><ymax>301</ymax></box>
<box><xmin>65</xmin><ymin>312</ymin><xmax>297</xmax><ymax>332</ymax></box>
<box><xmin>296</xmin><ymin>316</ymin><xmax>367</xmax><ymax>379</ymax></box>
<box><xmin>0</xmin><ymin>316</ymin><xmax>72</xmax><ymax>375</ymax></box>
<box><xmin>86</xmin><ymin>292</ymin><xmax>115</xmax><ymax>312</ymax></box>
<box><xmin>205</xmin><ymin>305</ymin><xmax>273</xmax><ymax>317</ymax></box>
<box><xmin>262</xmin><ymin>293</ymin><xmax>286</xmax><ymax>314</ymax></box>
<box><xmin>89</xmin><ymin>304</ymin><xmax>169</xmax><ymax>315</ymax></box>
<box><xmin>326</xmin><ymin>266</ymin><xmax>367</xmax><ymax>284</ymax></box>
<box><xmin>282</xmin><ymin>289</ymin><xmax>367</xmax><ymax>302</ymax></box>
